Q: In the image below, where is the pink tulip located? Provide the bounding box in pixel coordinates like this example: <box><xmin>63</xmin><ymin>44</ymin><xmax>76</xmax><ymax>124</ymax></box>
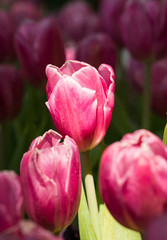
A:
<box><xmin>58</xmin><ymin>1</ymin><xmax>99</xmax><ymax>42</ymax></box>
<box><xmin>128</xmin><ymin>57</ymin><xmax>167</xmax><ymax>116</ymax></box>
<box><xmin>99</xmin><ymin>129</ymin><xmax>167</xmax><ymax>233</ymax></box>
<box><xmin>120</xmin><ymin>0</ymin><xmax>167</xmax><ymax>60</ymax></box>
<box><xmin>0</xmin><ymin>220</ymin><xmax>63</xmax><ymax>240</ymax></box>
<box><xmin>14</xmin><ymin>17</ymin><xmax>65</xmax><ymax>87</ymax></box>
<box><xmin>0</xmin><ymin>171</ymin><xmax>24</xmax><ymax>233</ymax></box>
<box><xmin>46</xmin><ymin>60</ymin><xmax>115</xmax><ymax>151</ymax></box>
<box><xmin>20</xmin><ymin>130</ymin><xmax>81</xmax><ymax>233</ymax></box>
<box><xmin>99</xmin><ymin>0</ymin><xmax>126</xmax><ymax>48</ymax></box>
<box><xmin>76</xmin><ymin>33</ymin><xmax>117</xmax><ymax>70</ymax></box>
<box><xmin>0</xmin><ymin>64</ymin><xmax>24</xmax><ymax>122</ymax></box>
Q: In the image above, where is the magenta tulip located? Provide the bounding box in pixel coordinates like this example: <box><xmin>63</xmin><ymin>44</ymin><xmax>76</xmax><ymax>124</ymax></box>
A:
<box><xmin>0</xmin><ymin>64</ymin><xmax>24</xmax><ymax>122</ymax></box>
<box><xmin>0</xmin><ymin>10</ymin><xmax>14</xmax><ymax>62</ymax></box>
<box><xmin>76</xmin><ymin>33</ymin><xmax>117</xmax><ymax>70</ymax></box>
<box><xmin>20</xmin><ymin>130</ymin><xmax>81</xmax><ymax>233</ymax></box>
<box><xmin>0</xmin><ymin>220</ymin><xmax>63</xmax><ymax>240</ymax></box>
<box><xmin>120</xmin><ymin>0</ymin><xmax>167</xmax><ymax>60</ymax></box>
<box><xmin>99</xmin><ymin>129</ymin><xmax>167</xmax><ymax>233</ymax></box>
<box><xmin>128</xmin><ymin>57</ymin><xmax>167</xmax><ymax>116</ymax></box>
<box><xmin>58</xmin><ymin>1</ymin><xmax>99</xmax><ymax>42</ymax></box>
<box><xmin>0</xmin><ymin>171</ymin><xmax>24</xmax><ymax>233</ymax></box>
<box><xmin>46</xmin><ymin>60</ymin><xmax>115</xmax><ymax>151</ymax></box>
<box><xmin>14</xmin><ymin>17</ymin><xmax>65</xmax><ymax>87</ymax></box>
<box><xmin>99</xmin><ymin>0</ymin><xmax>126</xmax><ymax>48</ymax></box>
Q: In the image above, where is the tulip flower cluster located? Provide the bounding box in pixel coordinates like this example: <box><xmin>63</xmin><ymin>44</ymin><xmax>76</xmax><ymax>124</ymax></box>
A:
<box><xmin>1</xmin><ymin>0</ymin><xmax>167</xmax><ymax>239</ymax></box>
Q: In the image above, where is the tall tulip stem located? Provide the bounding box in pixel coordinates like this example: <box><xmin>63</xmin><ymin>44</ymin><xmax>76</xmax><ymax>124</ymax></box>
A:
<box><xmin>142</xmin><ymin>61</ymin><xmax>152</xmax><ymax>129</ymax></box>
<box><xmin>81</xmin><ymin>151</ymin><xmax>102</xmax><ymax>240</ymax></box>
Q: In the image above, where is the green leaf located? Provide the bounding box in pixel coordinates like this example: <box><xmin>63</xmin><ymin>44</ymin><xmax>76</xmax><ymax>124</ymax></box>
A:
<box><xmin>163</xmin><ymin>123</ymin><xmax>167</xmax><ymax>146</ymax></box>
<box><xmin>99</xmin><ymin>204</ymin><xmax>142</xmax><ymax>240</ymax></box>
<box><xmin>78</xmin><ymin>183</ymin><xmax>98</xmax><ymax>240</ymax></box>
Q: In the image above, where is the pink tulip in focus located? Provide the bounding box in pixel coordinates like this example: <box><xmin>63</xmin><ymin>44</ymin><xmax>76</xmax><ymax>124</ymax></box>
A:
<box><xmin>20</xmin><ymin>130</ymin><xmax>81</xmax><ymax>233</ymax></box>
<box><xmin>99</xmin><ymin>129</ymin><xmax>167</xmax><ymax>233</ymax></box>
<box><xmin>76</xmin><ymin>33</ymin><xmax>117</xmax><ymax>70</ymax></box>
<box><xmin>58</xmin><ymin>1</ymin><xmax>99</xmax><ymax>42</ymax></box>
<box><xmin>14</xmin><ymin>17</ymin><xmax>65</xmax><ymax>87</ymax></box>
<box><xmin>0</xmin><ymin>65</ymin><xmax>24</xmax><ymax>122</ymax></box>
<box><xmin>0</xmin><ymin>220</ymin><xmax>63</xmax><ymax>240</ymax></box>
<box><xmin>128</xmin><ymin>57</ymin><xmax>167</xmax><ymax>116</ymax></box>
<box><xmin>120</xmin><ymin>0</ymin><xmax>167</xmax><ymax>60</ymax></box>
<box><xmin>99</xmin><ymin>0</ymin><xmax>126</xmax><ymax>48</ymax></box>
<box><xmin>46</xmin><ymin>60</ymin><xmax>115</xmax><ymax>151</ymax></box>
<box><xmin>0</xmin><ymin>171</ymin><xmax>24</xmax><ymax>233</ymax></box>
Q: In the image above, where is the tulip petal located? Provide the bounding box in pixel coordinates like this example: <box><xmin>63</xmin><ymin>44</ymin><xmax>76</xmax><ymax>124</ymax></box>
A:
<box><xmin>46</xmin><ymin>76</ymin><xmax>97</xmax><ymax>151</ymax></box>
<box><xmin>60</xmin><ymin>60</ymin><xmax>88</xmax><ymax>76</ymax></box>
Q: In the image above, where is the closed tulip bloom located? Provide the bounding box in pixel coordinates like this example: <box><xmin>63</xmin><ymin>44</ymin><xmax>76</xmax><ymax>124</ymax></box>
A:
<box><xmin>120</xmin><ymin>0</ymin><xmax>167</xmax><ymax>60</ymax></box>
<box><xmin>15</xmin><ymin>17</ymin><xmax>65</xmax><ymax>87</ymax></box>
<box><xmin>128</xmin><ymin>57</ymin><xmax>167</xmax><ymax>116</ymax></box>
<box><xmin>20</xmin><ymin>130</ymin><xmax>81</xmax><ymax>233</ymax></box>
<box><xmin>99</xmin><ymin>0</ymin><xmax>126</xmax><ymax>48</ymax></box>
<box><xmin>99</xmin><ymin>129</ymin><xmax>167</xmax><ymax>233</ymax></box>
<box><xmin>0</xmin><ymin>171</ymin><xmax>24</xmax><ymax>233</ymax></box>
<box><xmin>46</xmin><ymin>60</ymin><xmax>115</xmax><ymax>151</ymax></box>
<box><xmin>0</xmin><ymin>220</ymin><xmax>63</xmax><ymax>240</ymax></box>
<box><xmin>76</xmin><ymin>33</ymin><xmax>117</xmax><ymax>70</ymax></box>
<box><xmin>0</xmin><ymin>65</ymin><xmax>24</xmax><ymax>122</ymax></box>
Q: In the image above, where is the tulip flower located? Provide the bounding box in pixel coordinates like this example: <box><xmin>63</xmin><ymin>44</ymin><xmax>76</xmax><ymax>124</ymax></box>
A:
<box><xmin>14</xmin><ymin>17</ymin><xmax>65</xmax><ymax>87</ymax></box>
<box><xmin>76</xmin><ymin>33</ymin><xmax>117</xmax><ymax>70</ymax></box>
<box><xmin>99</xmin><ymin>0</ymin><xmax>126</xmax><ymax>48</ymax></box>
<box><xmin>0</xmin><ymin>171</ymin><xmax>24</xmax><ymax>233</ymax></box>
<box><xmin>120</xmin><ymin>0</ymin><xmax>167</xmax><ymax>60</ymax></box>
<box><xmin>99</xmin><ymin>129</ymin><xmax>167</xmax><ymax>233</ymax></box>
<box><xmin>20</xmin><ymin>130</ymin><xmax>81</xmax><ymax>233</ymax></box>
<box><xmin>0</xmin><ymin>10</ymin><xmax>14</xmax><ymax>62</ymax></box>
<box><xmin>128</xmin><ymin>57</ymin><xmax>167</xmax><ymax>116</ymax></box>
<box><xmin>144</xmin><ymin>214</ymin><xmax>167</xmax><ymax>240</ymax></box>
<box><xmin>46</xmin><ymin>60</ymin><xmax>115</xmax><ymax>152</ymax></box>
<box><xmin>0</xmin><ymin>220</ymin><xmax>63</xmax><ymax>240</ymax></box>
<box><xmin>58</xmin><ymin>1</ymin><xmax>99</xmax><ymax>42</ymax></box>
<box><xmin>0</xmin><ymin>64</ymin><xmax>24</xmax><ymax>122</ymax></box>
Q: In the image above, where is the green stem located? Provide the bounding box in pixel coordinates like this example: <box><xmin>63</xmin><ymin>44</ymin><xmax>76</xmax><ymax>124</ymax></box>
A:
<box><xmin>81</xmin><ymin>151</ymin><xmax>102</xmax><ymax>240</ymax></box>
<box><xmin>142</xmin><ymin>62</ymin><xmax>152</xmax><ymax>130</ymax></box>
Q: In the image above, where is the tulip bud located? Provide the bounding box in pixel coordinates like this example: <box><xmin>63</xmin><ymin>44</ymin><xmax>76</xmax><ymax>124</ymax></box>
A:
<box><xmin>46</xmin><ymin>60</ymin><xmax>115</xmax><ymax>151</ymax></box>
<box><xmin>145</xmin><ymin>214</ymin><xmax>167</xmax><ymax>240</ymax></box>
<box><xmin>99</xmin><ymin>129</ymin><xmax>167</xmax><ymax>233</ymax></box>
<box><xmin>128</xmin><ymin>57</ymin><xmax>167</xmax><ymax>116</ymax></box>
<box><xmin>99</xmin><ymin>0</ymin><xmax>126</xmax><ymax>48</ymax></box>
<box><xmin>0</xmin><ymin>64</ymin><xmax>24</xmax><ymax>122</ymax></box>
<box><xmin>0</xmin><ymin>171</ymin><xmax>24</xmax><ymax>233</ymax></box>
<box><xmin>14</xmin><ymin>17</ymin><xmax>65</xmax><ymax>87</ymax></box>
<box><xmin>58</xmin><ymin>1</ymin><xmax>99</xmax><ymax>42</ymax></box>
<box><xmin>0</xmin><ymin>220</ymin><xmax>63</xmax><ymax>240</ymax></box>
<box><xmin>76</xmin><ymin>33</ymin><xmax>117</xmax><ymax>70</ymax></box>
<box><xmin>20</xmin><ymin>130</ymin><xmax>81</xmax><ymax>233</ymax></box>
<box><xmin>120</xmin><ymin>0</ymin><xmax>167</xmax><ymax>60</ymax></box>
<box><xmin>0</xmin><ymin>10</ymin><xmax>14</xmax><ymax>62</ymax></box>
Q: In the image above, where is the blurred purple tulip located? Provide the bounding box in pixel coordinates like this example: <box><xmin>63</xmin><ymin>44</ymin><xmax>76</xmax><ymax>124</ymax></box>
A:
<box><xmin>76</xmin><ymin>33</ymin><xmax>117</xmax><ymax>70</ymax></box>
<box><xmin>46</xmin><ymin>60</ymin><xmax>115</xmax><ymax>151</ymax></box>
<box><xmin>58</xmin><ymin>1</ymin><xmax>99</xmax><ymax>42</ymax></box>
<box><xmin>0</xmin><ymin>171</ymin><xmax>24</xmax><ymax>233</ymax></box>
<box><xmin>0</xmin><ymin>220</ymin><xmax>63</xmax><ymax>240</ymax></box>
<box><xmin>120</xmin><ymin>0</ymin><xmax>167</xmax><ymax>60</ymax></box>
<box><xmin>128</xmin><ymin>56</ymin><xmax>167</xmax><ymax>116</ymax></box>
<box><xmin>144</xmin><ymin>214</ymin><xmax>167</xmax><ymax>240</ymax></box>
<box><xmin>20</xmin><ymin>130</ymin><xmax>81</xmax><ymax>233</ymax></box>
<box><xmin>0</xmin><ymin>64</ymin><xmax>24</xmax><ymax>122</ymax></box>
<box><xmin>99</xmin><ymin>0</ymin><xmax>126</xmax><ymax>48</ymax></box>
<box><xmin>14</xmin><ymin>17</ymin><xmax>65</xmax><ymax>87</ymax></box>
<box><xmin>99</xmin><ymin>129</ymin><xmax>167</xmax><ymax>233</ymax></box>
<box><xmin>0</xmin><ymin>10</ymin><xmax>14</xmax><ymax>62</ymax></box>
